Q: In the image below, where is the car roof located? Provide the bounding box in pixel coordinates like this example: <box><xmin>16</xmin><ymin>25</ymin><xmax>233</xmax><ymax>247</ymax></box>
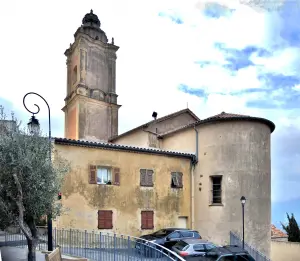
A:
<box><xmin>181</xmin><ymin>239</ymin><xmax>209</xmax><ymax>244</ymax></box>
<box><xmin>165</xmin><ymin>228</ymin><xmax>189</xmax><ymax>230</ymax></box>
<box><xmin>165</xmin><ymin>228</ymin><xmax>198</xmax><ymax>232</ymax></box>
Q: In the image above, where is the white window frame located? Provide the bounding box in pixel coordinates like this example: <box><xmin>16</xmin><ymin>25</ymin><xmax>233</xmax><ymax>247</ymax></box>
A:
<box><xmin>97</xmin><ymin>167</ymin><xmax>112</xmax><ymax>184</ymax></box>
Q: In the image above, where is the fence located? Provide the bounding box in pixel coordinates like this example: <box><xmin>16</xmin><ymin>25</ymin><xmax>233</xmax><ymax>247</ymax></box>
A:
<box><xmin>2</xmin><ymin>227</ymin><xmax>185</xmax><ymax>261</ymax></box>
<box><xmin>230</xmin><ymin>231</ymin><xmax>271</xmax><ymax>261</ymax></box>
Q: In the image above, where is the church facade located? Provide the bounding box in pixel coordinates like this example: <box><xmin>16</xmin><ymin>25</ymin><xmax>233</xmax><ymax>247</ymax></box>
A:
<box><xmin>54</xmin><ymin>10</ymin><xmax>275</xmax><ymax>258</ymax></box>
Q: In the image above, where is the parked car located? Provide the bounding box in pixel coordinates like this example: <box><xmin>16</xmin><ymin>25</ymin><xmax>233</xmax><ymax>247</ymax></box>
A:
<box><xmin>135</xmin><ymin>228</ymin><xmax>201</xmax><ymax>256</ymax></box>
<box><xmin>172</xmin><ymin>239</ymin><xmax>218</xmax><ymax>258</ymax></box>
<box><xmin>195</xmin><ymin>245</ymin><xmax>256</xmax><ymax>261</ymax></box>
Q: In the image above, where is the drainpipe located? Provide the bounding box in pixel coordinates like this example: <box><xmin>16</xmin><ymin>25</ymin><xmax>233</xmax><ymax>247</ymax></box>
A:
<box><xmin>191</xmin><ymin>126</ymin><xmax>199</xmax><ymax>229</ymax></box>
<box><xmin>194</xmin><ymin>126</ymin><xmax>199</xmax><ymax>163</ymax></box>
<box><xmin>191</xmin><ymin>165</ymin><xmax>195</xmax><ymax>229</ymax></box>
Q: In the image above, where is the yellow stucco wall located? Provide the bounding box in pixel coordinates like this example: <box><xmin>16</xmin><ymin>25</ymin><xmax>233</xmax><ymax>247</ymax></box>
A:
<box><xmin>161</xmin><ymin>128</ymin><xmax>196</xmax><ymax>153</ymax></box>
<box><xmin>112</xmin><ymin>130</ymin><xmax>149</xmax><ymax>147</ymax></box>
<box><xmin>54</xmin><ymin>144</ymin><xmax>192</xmax><ymax>237</ymax></box>
<box><xmin>271</xmin><ymin>240</ymin><xmax>300</xmax><ymax>261</ymax></box>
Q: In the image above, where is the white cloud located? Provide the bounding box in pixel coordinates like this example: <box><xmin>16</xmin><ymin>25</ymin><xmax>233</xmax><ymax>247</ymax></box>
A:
<box><xmin>253</xmin><ymin>47</ymin><xmax>300</xmax><ymax>75</ymax></box>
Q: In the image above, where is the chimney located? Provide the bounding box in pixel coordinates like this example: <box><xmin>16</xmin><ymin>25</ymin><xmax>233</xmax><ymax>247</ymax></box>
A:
<box><xmin>152</xmin><ymin>111</ymin><xmax>158</xmax><ymax>120</ymax></box>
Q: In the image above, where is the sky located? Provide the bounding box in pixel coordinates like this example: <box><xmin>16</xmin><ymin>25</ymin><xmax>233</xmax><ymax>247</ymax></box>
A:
<box><xmin>0</xmin><ymin>0</ymin><xmax>300</xmax><ymax>227</ymax></box>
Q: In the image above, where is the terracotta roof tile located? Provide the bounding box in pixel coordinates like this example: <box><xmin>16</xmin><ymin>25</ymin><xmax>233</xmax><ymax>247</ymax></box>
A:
<box><xmin>159</xmin><ymin>111</ymin><xmax>275</xmax><ymax>137</ymax></box>
<box><xmin>205</xmin><ymin>111</ymin><xmax>251</xmax><ymax>119</ymax></box>
<box><xmin>271</xmin><ymin>225</ymin><xmax>288</xmax><ymax>238</ymax></box>
<box><xmin>109</xmin><ymin>108</ymin><xmax>200</xmax><ymax>142</ymax></box>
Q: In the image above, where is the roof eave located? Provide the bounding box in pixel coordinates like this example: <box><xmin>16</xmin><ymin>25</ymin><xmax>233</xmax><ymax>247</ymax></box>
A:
<box><xmin>54</xmin><ymin>138</ymin><xmax>196</xmax><ymax>161</ymax></box>
<box><xmin>194</xmin><ymin>117</ymin><xmax>275</xmax><ymax>133</ymax></box>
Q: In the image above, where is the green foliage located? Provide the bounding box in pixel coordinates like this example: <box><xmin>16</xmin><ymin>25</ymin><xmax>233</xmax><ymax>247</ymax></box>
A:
<box><xmin>0</xmin><ymin>105</ymin><xmax>69</xmax><ymax>235</ymax></box>
<box><xmin>281</xmin><ymin>213</ymin><xmax>300</xmax><ymax>242</ymax></box>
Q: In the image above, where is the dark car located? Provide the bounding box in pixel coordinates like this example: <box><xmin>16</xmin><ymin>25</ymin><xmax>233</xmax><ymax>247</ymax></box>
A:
<box><xmin>135</xmin><ymin>228</ymin><xmax>201</xmax><ymax>257</ymax></box>
<box><xmin>192</xmin><ymin>245</ymin><xmax>256</xmax><ymax>261</ymax></box>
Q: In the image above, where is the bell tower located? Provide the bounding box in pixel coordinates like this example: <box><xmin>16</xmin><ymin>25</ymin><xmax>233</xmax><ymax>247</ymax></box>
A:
<box><xmin>62</xmin><ymin>10</ymin><xmax>121</xmax><ymax>142</ymax></box>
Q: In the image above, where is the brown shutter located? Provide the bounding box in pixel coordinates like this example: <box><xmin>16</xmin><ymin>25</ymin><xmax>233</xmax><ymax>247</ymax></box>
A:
<box><xmin>98</xmin><ymin>210</ymin><xmax>113</xmax><ymax>229</ymax></box>
<box><xmin>178</xmin><ymin>172</ymin><xmax>183</xmax><ymax>188</ymax></box>
<box><xmin>146</xmin><ymin>170</ymin><xmax>154</xmax><ymax>187</ymax></box>
<box><xmin>141</xmin><ymin>211</ymin><xmax>154</xmax><ymax>229</ymax></box>
<box><xmin>105</xmin><ymin>210</ymin><xmax>113</xmax><ymax>229</ymax></box>
<box><xmin>98</xmin><ymin>210</ymin><xmax>105</xmax><ymax>229</ymax></box>
<box><xmin>147</xmin><ymin>211</ymin><xmax>154</xmax><ymax>229</ymax></box>
<box><xmin>89</xmin><ymin>165</ymin><xmax>97</xmax><ymax>184</ymax></box>
<box><xmin>113</xmin><ymin>167</ymin><xmax>120</xmax><ymax>186</ymax></box>
<box><xmin>141</xmin><ymin>211</ymin><xmax>147</xmax><ymax>229</ymax></box>
<box><xmin>140</xmin><ymin>169</ymin><xmax>147</xmax><ymax>186</ymax></box>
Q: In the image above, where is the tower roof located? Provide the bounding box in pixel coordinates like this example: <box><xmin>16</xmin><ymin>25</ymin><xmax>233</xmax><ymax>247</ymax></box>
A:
<box><xmin>70</xmin><ymin>9</ymin><xmax>109</xmax><ymax>44</ymax></box>
<box><xmin>82</xmin><ymin>9</ymin><xmax>101</xmax><ymax>28</ymax></box>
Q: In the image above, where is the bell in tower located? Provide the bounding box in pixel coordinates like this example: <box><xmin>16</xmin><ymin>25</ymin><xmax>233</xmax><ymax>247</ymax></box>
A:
<box><xmin>62</xmin><ymin>9</ymin><xmax>121</xmax><ymax>142</ymax></box>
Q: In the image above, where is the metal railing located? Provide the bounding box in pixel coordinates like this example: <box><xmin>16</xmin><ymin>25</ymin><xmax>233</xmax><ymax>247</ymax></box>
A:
<box><xmin>2</xmin><ymin>227</ymin><xmax>185</xmax><ymax>261</ymax></box>
<box><xmin>230</xmin><ymin>231</ymin><xmax>271</xmax><ymax>261</ymax></box>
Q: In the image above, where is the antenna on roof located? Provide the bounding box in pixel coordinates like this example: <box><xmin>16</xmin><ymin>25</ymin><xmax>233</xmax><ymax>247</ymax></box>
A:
<box><xmin>152</xmin><ymin>111</ymin><xmax>158</xmax><ymax>120</ymax></box>
<box><xmin>187</xmin><ymin>102</ymin><xmax>189</xmax><ymax>109</ymax></box>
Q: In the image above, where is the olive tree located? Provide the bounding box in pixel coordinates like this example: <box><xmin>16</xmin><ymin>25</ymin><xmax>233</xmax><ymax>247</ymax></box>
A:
<box><xmin>0</xmin><ymin>105</ymin><xmax>69</xmax><ymax>261</ymax></box>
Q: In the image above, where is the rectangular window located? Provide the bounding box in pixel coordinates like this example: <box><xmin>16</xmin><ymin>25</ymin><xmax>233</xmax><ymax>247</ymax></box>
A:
<box><xmin>97</xmin><ymin>167</ymin><xmax>112</xmax><ymax>184</ymax></box>
<box><xmin>141</xmin><ymin>211</ymin><xmax>154</xmax><ymax>230</ymax></box>
<box><xmin>89</xmin><ymin>165</ymin><xmax>120</xmax><ymax>185</ymax></box>
<box><xmin>140</xmin><ymin>169</ymin><xmax>154</xmax><ymax>187</ymax></box>
<box><xmin>98</xmin><ymin>210</ymin><xmax>113</xmax><ymax>229</ymax></box>
<box><xmin>171</xmin><ymin>172</ymin><xmax>183</xmax><ymax>188</ymax></box>
<box><xmin>211</xmin><ymin>176</ymin><xmax>222</xmax><ymax>204</ymax></box>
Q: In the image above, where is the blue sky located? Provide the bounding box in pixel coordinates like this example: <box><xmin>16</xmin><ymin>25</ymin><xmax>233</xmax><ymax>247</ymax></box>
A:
<box><xmin>0</xmin><ymin>0</ymin><xmax>299</xmax><ymax>228</ymax></box>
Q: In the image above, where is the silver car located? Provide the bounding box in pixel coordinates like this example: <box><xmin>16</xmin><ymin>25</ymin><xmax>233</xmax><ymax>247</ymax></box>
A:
<box><xmin>172</xmin><ymin>239</ymin><xmax>218</xmax><ymax>258</ymax></box>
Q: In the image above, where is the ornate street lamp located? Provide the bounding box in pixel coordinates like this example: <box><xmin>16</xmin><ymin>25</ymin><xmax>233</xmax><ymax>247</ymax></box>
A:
<box><xmin>240</xmin><ymin>196</ymin><xmax>246</xmax><ymax>249</ymax></box>
<box><xmin>23</xmin><ymin>92</ymin><xmax>53</xmax><ymax>251</ymax></box>
<box><xmin>27</xmin><ymin>115</ymin><xmax>40</xmax><ymax>135</ymax></box>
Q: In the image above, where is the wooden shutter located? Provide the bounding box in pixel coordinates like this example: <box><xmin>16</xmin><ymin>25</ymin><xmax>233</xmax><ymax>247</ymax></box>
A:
<box><xmin>89</xmin><ymin>165</ymin><xmax>97</xmax><ymax>184</ymax></box>
<box><xmin>140</xmin><ymin>169</ymin><xmax>147</xmax><ymax>186</ymax></box>
<box><xmin>141</xmin><ymin>211</ymin><xmax>154</xmax><ymax>229</ymax></box>
<box><xmin>177</xmin><ymin>172</ymin><xmax>183</xmax><ymax>188</ymax></box>
<box><xmin>98</xmin><ymin>210</ymin><xmax>113</xmax><ymax>229</ymax></box>
<box><xmin>141</xmin><ymin>211</ymin><xmax>148</xmax><ymax>229</ymax></box>
<box><xmin>146</xmin><ymin>170</ymin><xmax>153</xmax><ymax>187</ymax></box>
<box><xmin>113</xmin><ymin>167</ymin><xmax>120</xmax><ymax>186</ymax></box>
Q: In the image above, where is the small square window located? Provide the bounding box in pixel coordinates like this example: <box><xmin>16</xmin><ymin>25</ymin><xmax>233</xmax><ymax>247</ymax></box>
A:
<box><xmin>171</xmin><ymin>172</ymin><xmax>183</xmax><ymax>188</ymax></box>
<box><xmin>98</xmin><ymin>210</ymin><xmax>113</xmax><ymax>229</ymax></box>
<box><xmin>140</xmin><ymin>169</ymin><xmax>154</xmax><ymax>187</ymax></box>
<box><xmin>97</xmin><ymin>167</ymin><xmax>112</xmax><ymax>184</ymax></box>
<box><xmin>141</xmin><ymin>211</ymin><xmax>154</xmax><ymax>230</ymax></box>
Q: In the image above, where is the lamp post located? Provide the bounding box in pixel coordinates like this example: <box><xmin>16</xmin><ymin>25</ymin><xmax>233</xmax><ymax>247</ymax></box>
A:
<box><xmin>240</xmin><ymin>196</ymin><xmax>246</xmax><ymax>249</ymax></box>
<box><xmin>23</xmin><ymin>92</ymin><xmax>53</xmax><ymax>251</ymax></box>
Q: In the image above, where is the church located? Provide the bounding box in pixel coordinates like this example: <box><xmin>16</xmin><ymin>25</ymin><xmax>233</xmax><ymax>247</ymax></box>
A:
<box><xmin>53</xmin><ymin>10</ymin><xmax>275</xmax><ymax>258</ymax></box>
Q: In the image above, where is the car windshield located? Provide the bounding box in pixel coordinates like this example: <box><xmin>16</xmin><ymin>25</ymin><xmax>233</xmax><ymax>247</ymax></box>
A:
<box><xmin>206</xmin><ymin>244</ymin><xmax>217</xmax><ymax>250</ymax></box>
<box><xmin>174</xmin><ymin>241</ymin><xmax>189</xmax><ymax>251</ymax></box>
<box><xmin>205</xmin><ymin>248</ymin><xmax>220</xmax><ymax>259</ymax></box>
<box><xmin>152</xmin><ymin>229</ymin><xmax>171</xmax><ymax>237</ymax></box>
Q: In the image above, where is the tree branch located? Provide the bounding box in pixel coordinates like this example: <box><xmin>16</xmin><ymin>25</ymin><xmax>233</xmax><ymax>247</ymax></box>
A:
<box><xmin>12</xmin><ymin>173</ymin><xmax>31</xmax><ymax>239</ymax></box>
